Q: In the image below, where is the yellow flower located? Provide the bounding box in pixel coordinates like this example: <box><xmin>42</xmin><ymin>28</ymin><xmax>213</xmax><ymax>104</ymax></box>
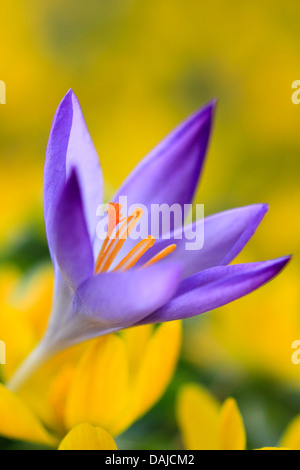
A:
<box><xmin>177</xmin><ymin>383</ymin><xmax>300</xmax><ymax>451</ymax></box>
<box><xmin>0</xmin><ymin>264</ymin><xmax>181</xmax><ymax>447</ymax></box>
<box><xmin>177</xmin><ymin>384</ymin><xmax>246</xmax><ymax>450</ymax></box>
<box><xmin>0</xmin><ymin>384</ymin><xmax>116</xmax><ymax>450</ymax></box>
<box><xmin>58</xmin><ymin>424</ymin><xmax>117</xmax><ymax>450</ymax></box>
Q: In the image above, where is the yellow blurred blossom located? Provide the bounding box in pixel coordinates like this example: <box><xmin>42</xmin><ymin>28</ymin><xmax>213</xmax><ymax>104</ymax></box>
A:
<box><xmin>177</xmin><ymin>384</ymin><xmax>246</xmax><ymax>450</ymax></box>
<box><xmin>177</xmin><ymin>383</ymin><xmax>300</xmax><ymax>450</ymax></box>
<box><xmin>0</xmin><ymin>264</ymin><xmax>181</xmax><ymax>446</ymax></box>
<box><xmin>58</xmin><ymin>424</ymin><xmax>117</xmax><ymax>450</ymax></box>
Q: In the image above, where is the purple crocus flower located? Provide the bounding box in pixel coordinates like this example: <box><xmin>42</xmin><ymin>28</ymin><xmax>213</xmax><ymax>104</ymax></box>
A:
<box><xmin>8</xmin><ymin>90</ymin><xmax>290</xmax><ymax>390</ymax></box>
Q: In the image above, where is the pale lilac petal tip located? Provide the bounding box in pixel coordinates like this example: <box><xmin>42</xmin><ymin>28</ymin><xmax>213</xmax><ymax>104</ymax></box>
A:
<box><xmin>113</xmin><ymin>101</ymin><xmax>216</xmax><ymax>234</ymax></box>
<box><xmin>44</xmin><ymin>90</ymin><xmax>103</xmax><ymax>256</ymax></box>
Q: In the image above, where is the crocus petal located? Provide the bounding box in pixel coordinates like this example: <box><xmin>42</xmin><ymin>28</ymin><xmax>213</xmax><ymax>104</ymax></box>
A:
<box><xmin>65</xmin><ymin>335</ymin><xmax>129</xmax><ymax>433</ymax></box>
<box><xmin>58</xmin><ymin>424</ymin><xmax>117</xmax><ymax>450</ymax></box>
<box><xmin>218</xmin><ymin>398</ymin><xmax>246</xmax><ymax>450</ymax></box>
<box><xmin>139</xmin><ymin>204</ymin><xmax>268</xmax><ymax>278</ymax></box>
<box><xmin>66</xmin><ymin>322</ymin><xmax>182</xmax><ymax>437</ymax></box>
<box><xmin>44</xmin><ymin>90</ymin><xmax>103</xmax><ymax>256</ymax></box>
<box><xmin>73</xmin><ymin>263</ymin><xmax>182</xmax><ymax>331</ymax></box>
<box><xmin>139</xmin><ymin>256</ymin><xmax>291</xmax><ymax>324</ymax></box>
<box><xmin>177</xmin><ymin>384</ymin><xmax>220</xmax><ymax>450</ymax></box>
<box><xmin>0</xmin><ymin>384</ymin><xmax>57</xmax><ymax>447</ymax></box>
<box><xmin>52</xmin><ymin>170</ymin><xmax>94</xmax><ymax>290</ymax></box>
<box><xmin>112</xmin><ymin>321</ymin><xmax>182</xmax><ymax>435</ymax></box>
<box><xmin>280</xmin><ymin>414</ymin><xmax>300</xmax><ymax>450</ymax></box>
<box><xmin>0</xmin><ymin>283</ymin><xmax>36</xmax><ymax>381</ymax></box>
<box><xmin>113</xmin><ymin>101</ymin><xmax>215</xmax><ymax>234</ymax></box>
<box><xmin>18</xmin><ymin>343</ymin><xmax>85</xmax><ymax>432</ymax></box>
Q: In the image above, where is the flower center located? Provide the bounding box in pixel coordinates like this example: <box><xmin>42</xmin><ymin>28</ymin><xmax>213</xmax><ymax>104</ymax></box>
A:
<box><xmin>95</xmin><ymin>203</ymin><xmax>176</xmax><ymax>273</ymax></box>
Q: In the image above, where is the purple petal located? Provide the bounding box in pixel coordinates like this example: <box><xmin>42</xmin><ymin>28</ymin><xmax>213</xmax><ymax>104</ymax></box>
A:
<box><xmin>113</xmin><ymin>101</ymin><xmax>215</xmax><ymax>235</ymax></box>
<box><xmin>138</xmin><ymin>256</ymin><xmax>291</xmax><ymax>324</ymax></box>
<box><xmin>138</xmin><ymin>204</ymin><xmax>268</xmax><ymax>278</ymax></box>
<box><xmin>52</xmin><ymin>170</ymin><xmax>94</xmax><ymax>290</ymax></box>
<box><xmin>44</xmin><ymin>90</ymin><xmax>103</xmax><ymax>257</ymax></box>
<box><xmin>73</xmin><ymin>263</ymin><xmax>182</xmax><ymax>329</ymax></box>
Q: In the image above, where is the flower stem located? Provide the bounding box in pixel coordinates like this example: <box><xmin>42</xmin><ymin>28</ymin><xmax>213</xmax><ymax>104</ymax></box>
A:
<box><xmin>6</xmin><ymin>340</ymin><xmax>54</xmax><ymax>393</ymax></box>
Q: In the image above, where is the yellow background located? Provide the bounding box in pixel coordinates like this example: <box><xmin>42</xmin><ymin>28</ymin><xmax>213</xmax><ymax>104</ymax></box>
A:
<box><xmin>1</xmin><ymin>0</ymin><xmax>300</xmax><ymax>449</ymax></box>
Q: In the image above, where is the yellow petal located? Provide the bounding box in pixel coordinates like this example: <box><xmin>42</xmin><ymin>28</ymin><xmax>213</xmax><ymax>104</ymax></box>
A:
<box><xmin>0</xmin><ymin>268</ymin><xmax>36</xmax><ymax>380</ymax></box>
<box><xmin>58</xmin><ymin>423</ymin><xmax>117</xmax><ymax>450</ymax></box>
<box><xmin>0</xmin><ymin>304</ymin><xmax>35</xmax><ymax>380</ymax></box>
<box><xmin>131</xmin><ymin>321</ymin><xmax>182</xmax><ymax>418</ymax></box>
<box><xmin>280</xmin><ymin>414</ymin><xmax>300</xmax><ymax>450</ymax></box>
<box><xmin>120</xmin><ymin>324</ymin><xmax>153</xmax><ymax>378</ymax></box>
<box><xmin>65</xmin><ymin>335</ymin><xmax>129</xmax><ymax>432</ymax></box>
<box><xmin>14</xmin><ymin>264</ymin><xmax>54</xmax><ymax>339</ymax></box>
<box><xmin>0</xmin><ymin>383</ymin><xmax>57</xmax><ymax>446</ymax></box>
<box><xmin>48</xmin><ymin>364</ymin><xmax>77</xmax><ymax>432</ymax></box>
<box><xmin>19</xmin><ymin>343</ymin><xmax>85</xmax><ymax>432</ymax></box>
<box><xmin>177</xmin><ymin>384</ymin><xmax>220</xmax><ymax>450</ymax></box>
<box><xmin>113</xmin><ymin>321</ymin><xmax>181</xmax><ymax>435</ymax></box>
<box><xmin>218</xmin><ymin>398</ymin><xmax>246</xmax><ymax>450</ymax></box>
<box><xmin>0</xmin><ymin>265</ymin><xmax>54</xmax><ymax>382</ymax></box>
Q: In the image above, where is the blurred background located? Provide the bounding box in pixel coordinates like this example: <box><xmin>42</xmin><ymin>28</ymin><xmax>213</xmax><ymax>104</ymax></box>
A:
<box><xmin>1</xmin><ymin>0</ymin><xmax>300</xmax><ymax>449</ymax></box>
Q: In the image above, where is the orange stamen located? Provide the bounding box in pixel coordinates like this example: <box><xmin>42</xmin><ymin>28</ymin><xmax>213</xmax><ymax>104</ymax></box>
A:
<box><xmin>94</xmin><ymin>203</ymin><xmax>176</xmax><ymax>274</ymax></box>
<box><xmin>95</xmin><ymin>203</ymin><xmax>125</xmax><ymax>273</ymax></box>
<box><xmin>95</xmin><ymin>208</ymin><xmax>142</xmax><ymax>273</ymax></box>
<box><xmin>107</xmin><ymin>203</ymin><xmax>123</xmax><ymax>238</ymax></box>
<box><xmin>142</xmin><ymin>244</ymin><xmax>177</xmax><ymax>269</ymax></box>
<box><xmin>113</xmin><ymin>235</ymin><xmax>155</xmax><ymax>271</ymax></box>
